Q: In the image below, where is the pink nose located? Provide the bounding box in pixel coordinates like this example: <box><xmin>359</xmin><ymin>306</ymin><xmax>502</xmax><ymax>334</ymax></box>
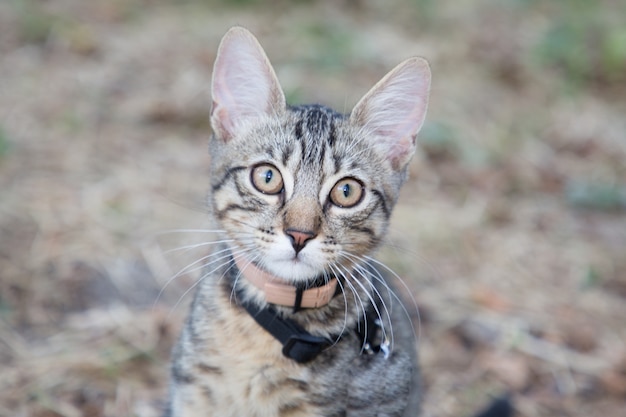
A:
<box><xmin>285</xmin><ymin>229</ymin><xmax>316</xmax><ymax>254</ymax></box>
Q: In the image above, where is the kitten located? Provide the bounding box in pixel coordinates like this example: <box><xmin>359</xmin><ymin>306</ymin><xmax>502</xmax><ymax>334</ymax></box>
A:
<box><xmin>165</xmin><ymin>26</ymin><xmax>430</xmax><ymax>417</ymax></box>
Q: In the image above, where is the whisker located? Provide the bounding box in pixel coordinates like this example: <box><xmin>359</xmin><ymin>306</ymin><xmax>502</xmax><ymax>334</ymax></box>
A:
<box><xmin>155</xmin><ymin>244</ymin><xmax>249</xmax><ymax>309</ymax></box>
<box><xmin>167</xmin><ymin>246</ymin><xmax>254</xmax><ymax>317</ymax></box>
<box><xmin>164</xmin><ymin>239</ymin><xmax>235</xmax><ymax>255</ymax></box>
<box><xmin>172</xmin><ymin>247</ymin><xmax>232</xmax><ymax>280</ymax></box>
<box><xmin>336</xmin><ymin>260</ymin><xmax>393</xmax><ymax>353</ymax></box>
<box><xmin>358</xmin><ymin>254</ymin><xmax>422</xmax><ymax>347</ymax></box>
<box><xmin>327</xmin><ymin>264</ymin><xmax>351</xmax><ymax>346</ymax></box>
<box><xmin>228</xmin><ymin>217</ymin><xmax>263</xmax><ymax>232</ymax></box>
<box><xmin>153</xmin><ymin>228</ymin><xmax>227</xmax><ymax>236</ymax></box>
<box><xmin>333</xmin><ymin>263</ymin><xmax>367</xmax><ymax>345</ymax></box>
<box><xmin>350</xmin><ymin>261</ymin><xmax>396</xmax><ymax>352</ymax></box>
<box><xmin>333</xmin><ymin>262</ymin><xmax>373</xmax><ymax>354</ymax></box>
<box><xmin>330</xmin><ymin>263</ymin><xmax>364</xmax><ymax>328</ymax></box>
<box><xmin>152</xmin><ymin>250</ymin><xmax>227</xmax><ymax>309</ymax></box>
<box><xmin>228</xmin><ymin>251</ymin><xmax>263</xmax><ymax>304</ymax></box>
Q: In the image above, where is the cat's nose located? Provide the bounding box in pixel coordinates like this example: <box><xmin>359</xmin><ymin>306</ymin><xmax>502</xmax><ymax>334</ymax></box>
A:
<box><xmin>285</xmin><ymin>229</ymin><xmax>316</xmax><ymax>254</ymax></box>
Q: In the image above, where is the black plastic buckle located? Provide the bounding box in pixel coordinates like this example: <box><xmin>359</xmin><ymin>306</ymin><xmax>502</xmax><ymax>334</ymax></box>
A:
<box><xmin>282</xmin><ymin>333</ymin><xmax>330</xmax><ymax>363</ymax></box>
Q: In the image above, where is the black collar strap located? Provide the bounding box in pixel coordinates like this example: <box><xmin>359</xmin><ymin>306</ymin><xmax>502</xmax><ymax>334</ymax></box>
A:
<box><xmin>237</xmin><ymin>290</ymin><xmax>334</xmax><ymax>363</ymax></box>
<box><xmin>236</xmin><ymin>289</ymin><xmax>386</xmax><ymax>363</ymax></box>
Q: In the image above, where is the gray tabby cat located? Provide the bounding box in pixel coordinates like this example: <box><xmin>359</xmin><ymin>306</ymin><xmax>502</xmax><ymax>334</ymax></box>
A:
<box><xmin>165</xmin><ymin>26</ymin><xmax>431</xmax><ymax>417</ymax></box>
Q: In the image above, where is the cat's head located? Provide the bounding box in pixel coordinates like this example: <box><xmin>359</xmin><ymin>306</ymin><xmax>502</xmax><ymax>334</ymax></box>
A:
<box><xmin>209</xmin><ymin>27</ymin><xmax>430</xmax><ymax>284</ymax></box>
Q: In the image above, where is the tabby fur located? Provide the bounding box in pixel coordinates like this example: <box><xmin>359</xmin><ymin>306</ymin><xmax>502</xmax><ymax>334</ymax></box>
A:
<box><xmin>165</xmin><ymin>27</ymin><xmax>431</xmax><ymax>417</ymax></box>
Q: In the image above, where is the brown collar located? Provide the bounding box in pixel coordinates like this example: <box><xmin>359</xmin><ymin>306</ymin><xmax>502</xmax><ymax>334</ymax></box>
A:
<box><xmin>233</xmin><ymin>256</ymin><xmax>338</xmax><ymax>309</ymax></box>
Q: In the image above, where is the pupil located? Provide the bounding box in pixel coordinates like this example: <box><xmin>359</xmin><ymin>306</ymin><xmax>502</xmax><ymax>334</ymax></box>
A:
<box><xmin>265</xmin><ymin>170</ymin><xmax>273</xmax><ymax>183</ymax></box>
<box><xmin>342</xmin><ymin>183</ymin><xmax>350</xmax><ymax>197</ymax></box>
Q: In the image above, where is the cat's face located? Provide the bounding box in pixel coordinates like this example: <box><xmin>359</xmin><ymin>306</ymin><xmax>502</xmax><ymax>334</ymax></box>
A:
<box><xmin>211</xmin><ymin>106</ymin><xmax>397</xmax><ymax>282</ymax></box>
<box><xmin>209</xmin><ymin>28</ymin><xmax>430</xmax><ymax>284</ymax></box>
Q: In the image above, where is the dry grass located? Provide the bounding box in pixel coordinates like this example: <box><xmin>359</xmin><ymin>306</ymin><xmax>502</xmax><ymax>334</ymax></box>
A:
<box><xmin>1</xmin><ymin>1</ymin><xmax>625</xmax><ymax>416</ymax></box>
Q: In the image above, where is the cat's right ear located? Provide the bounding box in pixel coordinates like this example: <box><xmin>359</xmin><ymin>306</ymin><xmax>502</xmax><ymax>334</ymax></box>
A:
<box><xmin>211</xmin><ymin>27</ymin><xmax>286</xmax><ymax>142</ymax></box>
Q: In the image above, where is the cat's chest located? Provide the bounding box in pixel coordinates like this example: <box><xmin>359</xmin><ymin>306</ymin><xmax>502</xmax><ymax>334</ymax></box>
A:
<box><xmin>209</xmin><ymin>362</ymin><xmax>314</xmax><ymax>417</ymax></box>
<box><xmin>198</xmin><ymin>301</ymin><xmax>323</xmax><ymax>417</ymax></box>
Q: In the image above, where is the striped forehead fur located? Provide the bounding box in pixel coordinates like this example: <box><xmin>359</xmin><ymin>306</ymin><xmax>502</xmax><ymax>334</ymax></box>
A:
<box><xmin>210</xmin><ymin>103</ymin><xmax>400</xmax><ymax>208</ymax></box>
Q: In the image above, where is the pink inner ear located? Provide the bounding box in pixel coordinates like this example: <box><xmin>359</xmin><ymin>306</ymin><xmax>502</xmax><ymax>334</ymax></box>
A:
<box><xmin>388</xmin><ymin>136</ymin><xmax>416</xmax><ymax>165</ymax></box>
<box><xmin>211</xmin><ymin>104</ymin><xmax>234</xmax><ymax>139</ymax></box>
<box><xmin>382</xmin><ymin>99</ymin><xmax>428</xmax><ymax>141</ymax></box>
<box><xmin>351</xmin><ymin>57</ymin><xmax>431</xmax><ymax>169</ymax></box>
<box><xmin>210</xmin><ymin>28</ymin><xmax>286</xmax><ymax>141</ymax></box>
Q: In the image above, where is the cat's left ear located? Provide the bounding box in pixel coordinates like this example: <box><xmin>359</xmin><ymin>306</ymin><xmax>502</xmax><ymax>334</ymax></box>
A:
<box><xmin>350</xmin><ymin>57</ymin><xmax>431</xmax><ymax>171</ymax></box>
<box><xmin>211</xmin><ymin>27</ymin><xmax>286</xmax><ymax>142</ymax></box>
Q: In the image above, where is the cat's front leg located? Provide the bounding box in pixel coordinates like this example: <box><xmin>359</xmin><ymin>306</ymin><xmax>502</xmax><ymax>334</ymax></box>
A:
<box><xmin>346</xmin><ymin>350</ymin><xmax>416</xmax><ymax>417</ymax></box>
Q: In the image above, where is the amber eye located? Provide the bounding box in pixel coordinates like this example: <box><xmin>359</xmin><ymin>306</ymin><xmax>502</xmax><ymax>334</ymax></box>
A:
<box><xmin>329</xmin><ymin>178</ymin><xmax>364</xmax><ymax>208</ymax></box>
<box><xmin>251</xmin><ymin>164</ymin><xmax>284</xmax><ymax>195</ymax></box>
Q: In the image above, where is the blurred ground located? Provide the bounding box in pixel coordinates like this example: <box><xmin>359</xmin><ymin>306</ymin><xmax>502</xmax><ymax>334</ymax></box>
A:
<box><xmin>1</xmin><ymin>1</ymin><xmax>626</xmax><ymax>416</ymax></box>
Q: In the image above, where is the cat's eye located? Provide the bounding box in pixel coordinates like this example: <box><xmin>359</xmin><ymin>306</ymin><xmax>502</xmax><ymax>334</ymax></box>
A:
<box><xmin>329</xmin><ymin>178</ymin><xmax>364</xmax><ymax>208</ymax></box>
<box><xmin>251</xmin><ymin>164</ymin><xmax>284</xmax><ymax>195</ymax></box>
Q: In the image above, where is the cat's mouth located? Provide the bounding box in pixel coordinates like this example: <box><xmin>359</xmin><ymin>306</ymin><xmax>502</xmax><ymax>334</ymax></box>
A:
<box><xmin>264</xmin><ymin>256</ymin><xmax>326</xmax><ymax>284</ymax></box>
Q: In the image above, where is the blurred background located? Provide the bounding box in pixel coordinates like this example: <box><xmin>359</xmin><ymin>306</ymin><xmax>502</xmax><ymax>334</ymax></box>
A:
<box><xmin>1</xmin><ymin>0</ymin><xmax>625</xmax><ymax>416</ymax></box>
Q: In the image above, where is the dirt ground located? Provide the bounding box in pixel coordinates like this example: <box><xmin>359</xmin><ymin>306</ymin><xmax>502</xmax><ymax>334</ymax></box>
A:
<box><xmin>1</xmin><ymin>1</ymin><xmax>625</xmax><ymax>416</ymax></box>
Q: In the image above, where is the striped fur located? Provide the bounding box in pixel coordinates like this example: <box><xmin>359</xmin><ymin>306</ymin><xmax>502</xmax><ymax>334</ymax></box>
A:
<box><xmin>165</xmin><ymin>27</ymin><xmax>430</xmax><ymax>417</ymax></box>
